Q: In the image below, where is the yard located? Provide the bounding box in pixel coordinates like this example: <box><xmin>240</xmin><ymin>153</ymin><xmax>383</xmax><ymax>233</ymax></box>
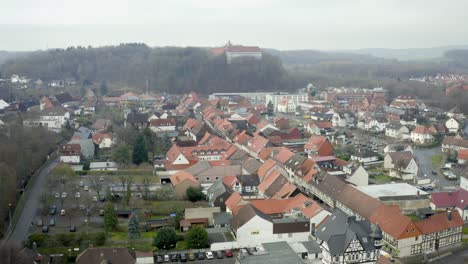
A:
<box><xmin>370</xmin><ymin>174</ymin><xmax>394</xmax><ymax>184</ymax></box>
<box><xmin>431</xmin><ymin>155</ymin><xmax>444</xmax><ymax>169</ymax></box>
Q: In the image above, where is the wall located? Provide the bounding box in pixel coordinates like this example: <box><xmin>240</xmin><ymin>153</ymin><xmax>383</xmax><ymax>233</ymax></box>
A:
<box><xmin>60</xmin><ymin>155</ymin><xmax>80</xmax><ymax>164</ymax></box>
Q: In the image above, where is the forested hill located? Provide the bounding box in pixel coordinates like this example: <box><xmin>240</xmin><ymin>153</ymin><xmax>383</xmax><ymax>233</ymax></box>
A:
<box><xmin>0</xmin><ymin>44</ymin><xmax>292</xmax><ymax>94</ymax></box>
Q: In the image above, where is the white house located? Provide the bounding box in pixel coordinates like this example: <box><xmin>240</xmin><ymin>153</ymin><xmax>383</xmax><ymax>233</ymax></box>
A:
<box><xmin>357</xmin><ymin>116</ymin><xmax>388</xmax><ymax>132</ymax></box>
<box><xmin>89</xmin><ymin>162</ymin><xmax>118</xmax><ymax>171</ymax></box>
<box><xmin>150</xmin><ymin>118</ymin><xmax>176</xmax><ymax>132</ymax></box>
<box><xmin>92</xmin><ymin>133</ymin><xmax>113</xmax><ymax>149</ymax></box>
<box><xmin>332</xmin><ymin>112</ymin><xmax>354</xmax><ymax>128</ymax></box>
<box><xmin>350</xmin><ymin>149</ymin><xmax>380</xmax><ymax>165</ymax></box>
<box><xmin>385</xmin><ymin>123</ymin><xmax>410</xmax><ymax>139</ymax></box>
<box><xmin>383</xmin><ymin>144</ymin><xmax>413</xmax><ymax>154</ymax></box>
<box><xmin>232</xmin><ymin>204</ymin><xmax>310</xmax><ymax>248</ymax></box>
<box><xmin>410</xmin><ymin>125</ymin><xmax>435</xmax><ymax>144</ymax></box>
<box><xmin>384</xmin><ymin>151</ymin><xmax>418</xmax><ymax>180</ymax></box>
<box><xmin>59</xmin><ymin>143</ymin><xmax>81</xmax><ymax>164</ymax></box>
<box><xmin>445</xmin><ymin>117</ymin><xmax>463</xmax><ymax>133</ymax></box>
<box><xmin>0</xmin><ymin>99</ymin><xmax>9</xmax><ymax>110</ymax></box>
<box><xmin>343</xmin><ymin>164</ymin><xmax>369</xmax><ymax>186</ymax></box>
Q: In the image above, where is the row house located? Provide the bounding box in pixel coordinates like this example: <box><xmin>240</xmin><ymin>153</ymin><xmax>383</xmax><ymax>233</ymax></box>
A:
<box><xmin>357</xmin><ymin>116</ymin><xmax>389</xmax><ymax>132</ymax></box>
<box><xmin>441</xmin><ymin>135</ymin><xmax>468</xmax><ymax>152</ymax></box>
<box><xmin>385</xmin><ymin>123</ymin><xmax>410</xmax><ymax>139</ymax></box>
<box><xmin>304</xmin><ymin>136</ymin><xmax>334</xmax><ymax>158</ymax></box>
<box><xmin>304</xmin><ymin>121</ymin><xmax>333</xmax><ymax>136</ymax></box>
<box><xmin>331</xmin><ymin>111</ymin><xmax>355</xmax><ymax>127</ymax></box>
<box><xmin>149</xmin><ymin>118</ymin><xmax>176</xmax><ymax>132</ymax></box>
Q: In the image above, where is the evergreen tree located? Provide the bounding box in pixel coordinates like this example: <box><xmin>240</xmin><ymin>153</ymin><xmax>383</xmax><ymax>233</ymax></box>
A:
<box><xmin>132</xmin><ymin>134</ymin><xmax>148</xmax><ymax>165</ymax></box>
<box><xmin>153</xmin><ymin>228</ymin><xmax>178</xmax><ymax>249</ymax></box>
<box><xmin>186</xmin><ymin>227</ymin><xmax>209</xmax><ymax>249</ymax></box>
<box><xmin>186</xmin><ymin>187</ymin><xmax>205</xmax><ymax>202</ymax></box>
<box><xmin>128</xmin><ymin>214</ymin><xmax>140</xmax><ymax>239</ymax></box>
<box><xmin>104</xmin><ymin>202</ymin><xmax>118</xmax><ymax>232</ymax></box>
<box><xmin>112</xmin><ymin>145</ymin><xmax>131</xmax><ymax>166</ymax></box>
<box><xmin>267</xmin><ymin>100</ymin><xmax>274</xmax><ymax>116</ymax></box>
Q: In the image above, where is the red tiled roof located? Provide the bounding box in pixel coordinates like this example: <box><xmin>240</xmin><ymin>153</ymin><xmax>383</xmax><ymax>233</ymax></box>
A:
<box><xmin>150</xmin><ymin>118</ymin><xmax>176</xmax><ymax>127</ymax></box>
<box><xmin>304</xmin><ymin>136</ymin><xmax>334</xmax><ymax>156</ymax></box>
<box><xmin>369</xmin><ymin>205</ymin><xmax>421</xmax><ymax>239</ymax></box>
<box><xmin>248</xmin><ymin>135</ymin><xmax>270</xmax><ymax>154</ymax></box>
<box><xmin>431</xmin><ymin>189</ymin><xmax>468</xmax><ymax>209</ymax></box>
<box><xmin>170</xmin><ymin>171</ymin><xmax>198</xmax><ymax>186</ymax></box>
<box><xmin>226</xmin><ymin>192</ymin><xmax>246</xmax><ymax>215</ymax></box>
<box><xmin>274</xmin><ymin>147</ymin><xmax>295</xmax><ymax>164</ymax></box>
<box><xmin>412</xmin><ymin>125</ymin><xmax>435</xmax><ymax>135</ymax></box>
<box><xmin>459</xmin><ymin>149</ymin><xmax>468</xmax><ymax>160</ymax></box>
<box><xmin>415</xmin><ymin>210</ymin><xmax>463</xmax><ymax>235</ymax></box>
<box><xmin>222</xmin><ymin>175</ymin><xmax>238</xmax><ymax>188</ymax></box>
<box><xmin>92</xmin><ymin>133</ymin><xmax>112</xmax><ymax>145</ymax></box>
<box><xmin>257</xmin><ymin>159</ymin><xmax>278</xmax><ymax>180</ymax></box>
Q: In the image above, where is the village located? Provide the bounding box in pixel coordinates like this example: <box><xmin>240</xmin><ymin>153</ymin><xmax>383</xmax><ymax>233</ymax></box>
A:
<box><xmin>1</xmin><ymin>66</ymin><xmax>467</xmax><ymax>264</ymax></box>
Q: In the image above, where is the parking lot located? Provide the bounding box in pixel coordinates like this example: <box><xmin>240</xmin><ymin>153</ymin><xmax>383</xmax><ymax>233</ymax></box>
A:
<box><xmin>153</xmin><ymin>251</ymin><xmax>236</xmax><ymax>264</ymax></box>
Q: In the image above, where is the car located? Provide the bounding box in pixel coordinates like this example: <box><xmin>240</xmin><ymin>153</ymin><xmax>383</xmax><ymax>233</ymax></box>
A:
<box><xmin>432</xmin><ymin>170</ymin><xmax>438</xmax><ymax>175</ymax></box>
<box><xmin>170</xmin><ymin>254</ymin><xmax>178</xmax><ymax>262</ymax></box>
<box><xmin>84</xmin><ymin>185</ymin><xmax>89</xmax><ymax>191</ymax></box>
<box><xmin>197</xmin><ymin>252</ymin><xmax>205</xmax><ymax>260</ymax></box>
<box><xmin>187</xmin><ymin>252</ymin><xmax>196</xmax><ymax>261</ymax></box>
<box><xmin>163</xmin><ymin>254</ymin><xmax>170</xmax><ymax>262</ymax></box>
<box><xmin>224</xmin><ymin>249</ymin><xmax>233</xmax><ymax>258</ymax></box>
<box><xmin>49</xmin><ymin>218</ymin><xmax>56</xmax><ymax>226</ymax></box>
<box><xmin>36</xmin><ymin>219</ymin><xmax>43</xmax><ymax>227</ymax></box>
<box><xmin>92</xmin><ymin>196</ymin><xmax>98</xmax><ymax>202</ymax></box>
<box><xmin>99</xmin><ymin>196</ymin><xmax>106</xmax><ymax>202</ymax></box>
<box><xmin>60</xmin><ymin>209</ymin><xmax>66</xmax><ymax>216</ymax></box>
<box><xmin>179</xmin><ymin>253</ymin><xmax>187</xmax><ymax>262</ymax></box>
<box><xmin>75</xmin><ymin>192</ymin><xmax>80</xmax><ymax>198</ymax></box>
<box><xmin>54</xmin><ymin>192</ymin><xmax>60</xmax><ymax>198</ymax></box>
<box><xmin>49</xmin><ymin>205</ymin><xmax>57</xmax><ymax>215</ymax></box>
<box><xmin>42</xmin><ymin>225</ymin><xmax>49</xmax><ymax>233</ymax></box>
<box><xmin>215</xmin><ymin>251</ymin><xmax>224</xmax><ymax>259</ymax></box>
<box><xmin>99</xmin><ymin>209</ymin><xmax>105</xmax><ymax>216</ymax></box>
<box><xmin>155</xmin><ymin>255</ymin><xmax>163</xmax><ymax>263</ymax></box>
<box><xmin>79</xmin><ymin>181</ymin><xmax>84</xmax><ymax>187</ymax></box>
<box><xmin>69</xmin><ymin>226</ymin><xmax>76</xmax><ymax>232</ymax></box>
<box><xmin>205</xmin><ymin>251</ymin><xmax>214</xmax><ymax>260</ymax></box>
<box><xmin>99</xmin><ymin>176</ymin><xmax>104</xmax><ymax>181</ymax></box>
<box><xmin>61</xmin><ymin>192</ymin><xmax>67</xmax><ymax>198</ymax></box>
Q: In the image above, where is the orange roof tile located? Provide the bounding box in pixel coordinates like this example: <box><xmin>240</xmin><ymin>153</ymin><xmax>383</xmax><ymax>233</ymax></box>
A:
<box><xmin>170</xmin><ymin>171</ymin><xmax>198</xmax><ymax>186</ymax></box>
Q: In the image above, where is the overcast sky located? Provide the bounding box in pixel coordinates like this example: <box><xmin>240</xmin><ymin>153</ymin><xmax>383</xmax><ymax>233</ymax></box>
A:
<box><xmin>1</xmin><ymin>0</ymin><xmax>468</xmax><ymax>51</ymax></box>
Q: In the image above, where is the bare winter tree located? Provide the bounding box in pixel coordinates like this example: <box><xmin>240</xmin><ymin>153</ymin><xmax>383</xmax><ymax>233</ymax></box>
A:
<box><xmin>0</xmin><ymin>242</ymin><xmax>33</xmax><ymax>264</ymax></box>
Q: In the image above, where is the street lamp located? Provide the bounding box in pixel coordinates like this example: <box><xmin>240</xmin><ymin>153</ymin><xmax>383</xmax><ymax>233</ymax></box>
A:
<box><xmin>84</xmin><ymin>219</ymin><xmax>89</xmax><ymax>235</ymax></box>
<box><xmin>8</xmin><ymin>203</ymin><xmax>12</xmax><ymax>228</ymax></box>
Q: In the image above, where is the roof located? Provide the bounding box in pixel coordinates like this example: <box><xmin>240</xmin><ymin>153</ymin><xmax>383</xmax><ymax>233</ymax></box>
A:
<box><xmin>443</xmin><ymin>136</ymin><xmax>468</xmax><ymax>149</ymax></box>
<box><xmin>459</xmin><ymin>149</ymin><xmax>468</xmax><ymax>160</ymax></box>
<box><xmin>274</xmin><ymin>147</ymin><xmax>295</xmax><ymax>164</ymax></box>
<box><xmin>369</xmin><ymin>205</ymin><xmax>420</xmax><ymax>239</ymax></box>
<box><xmin>213</xmin><ymin>212</ymin><xmax>232</xmax><ymax>226</ymax></box>
<box><xmin>89</xmin><ymin>162</ymin><xmax>118</xmax><ymax>169</ymax></box>
<box><xmin>386</xmin><ymin>151</ymin><xmax>414</xmax><ymax>168</ymax></box>
<box><xmin>242</xmin><ymin>158</ymin><xmax>262</xmax><ymax>174</ymax></box>
<box><xmin>431</xmin><ymin>188</ymin><xmax>468</xmax><ymax>209</ymax></box>
<box><xmin>257</xmin><ymin>159</ymin><xmax>277</xmax><ymax>180</ymax></box>
<box><xmin>415</xmin><ymin>210</ymin><xmax>463</xmax><ymax>235</ymax></box>
<box><xmin>237</xmin><ymin>241</ymin><xmax>304</xmax><ymax>264</ymax></box>
<box><xmin>225</xmin><ymin>192</ymin><xmax>245</xmax><ymax>215</ymax></box>
<box><xmin>92</xmin><ymin>119</ymin><xmax>111</xmax><ymax>131</ymax></box>
<box><xmin>315</xmin><ymin>210</ymin><xmax>377</xmax><ymax>255</ymax></box>
<box><xmin>92</xmin><ymin>133</ymin><xmax>112</xmax><ymax>145</ymax></box>
<box><xmin>226</xmin><ymin>45</ymin><xmax>261</xmax><ymax>53</ymax></box>
<box><xmin>170</xmin><ymin>171</ymin><xmax>198</xmax><ymax>186</ymax></box>
<box><xmin>248</xmin><ymin>134</ymin><xmax>270</xmax><ymax>154</ymax></box>
<box><xmin>76</xmin><ymin>248</ymin><xmax>135</xmax><ymax>264</ymax></box>
<box><xmin>304</xmin><ymin>135</ymin><xmax>333</xmax><ymax>155</ymax></box>
<box><xmin>412</xmin><ymin>125</ymin><xmax>435</xmax><ymax>135</ymax></box>
<box><xmin>150</xmin><ymin>118</ymin><xmax>176</xmax><ymax>127</ymax></box>
<box><xmin>126</xmin><ymin>112</ymin><xmax>149</xmax><ymax>124</ymax></box>
<box><xmin>60</xmin><ymin>143</ymin><xmax>81</xmax><ymax>155</ymax></box>
<box><xmin>358</xmin><ymin>183</ymin><xmax>428</xmax><ymax>198</ymax></box>
<box><xmin>69</xmin><ymin>139</ymin><xmax>95</xmax><ymax>158</ymax></box>
<box><xmin>54</xmin><ymin>92</ymin><xmax>74</xmax><ymax>104</ymax></box>
<box><xmin>232</xmin><ymin>204</ymin><xmax>269</xmax><ymax>229</ymax></box>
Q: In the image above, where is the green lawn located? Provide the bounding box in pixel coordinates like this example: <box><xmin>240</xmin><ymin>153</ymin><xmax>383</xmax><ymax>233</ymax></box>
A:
<box><xmin>225</xmin><ymin>232</ymin><xmax>234</xmax><ymax>242</ymax></box>
<box><xmin>371</xmin><ymin>174</ymin><xmax>394</xmax><ymax>184</ymax></box>
<box><xmin>463</xmin><ymin>226</ymin><xmax>468</xmax><ymax>235</ymax></box>
<box><xmin>144</xmin><ymin>200</ymin><xmax>208</xmax><ymax>216</ymax></box>
<box><xmin>431</xmin><ymin>155</ymin><xmax>443</xmax><ymax>169</ymax></box>
<box><xmin>175</xmin><ymin>240</ymin><xmax>188</xmax><ymax>250</ymax></box>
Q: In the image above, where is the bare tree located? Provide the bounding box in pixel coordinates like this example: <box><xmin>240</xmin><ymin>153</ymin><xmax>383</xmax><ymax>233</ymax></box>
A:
<box><xmin>39</xmin><ymin>193</ymin><xmax>52</xmax><ymax>217</ymax></box>
<box><xmin>0</xmin><ymin>243</ymin><xmax>32</xmax><ymax>264</ymax></box>
<box><xmin>89</xmin><ymin>174</ymin><xmax>103</xmax><ymax>200</ymax></box>
<box><xmin>142</xmin><ymin>174</ymin><xmax>153</xmax><ymax>200</ymax></box>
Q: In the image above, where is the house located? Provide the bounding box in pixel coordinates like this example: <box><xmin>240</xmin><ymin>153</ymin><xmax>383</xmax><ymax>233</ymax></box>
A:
<box><xmin>315</xmin><ymin>209</ymin><xmax>382</xmax><ymax>264</ymax></box>
<box><xmin>92</xmin><ymin>133</ymin><xmax>113</xmax><ymax>148</ymax></box>
<box><xmin>304</xmin><ymin>136</ymin><xmax>334</xmax><ymax>157</ymax></box>
<box><xmin>70</xmin><ymin>139</ymin><xmax>95</xmax><ymax>159</ymax></box>
<box><xmin>184</xmin><ymin>119</ymin><xmax>208</xmax><ymax>142</ymax></box>
<box><xmin>213</xmin><ymin>42</ymin><xmax>262</xmax><ymax>64</ymax></box>
<box><xmin>358</xmin><ymin>116</ymin><xmax>389</xmax><ymax>132</ymax></box>
<box><xmin>342</xmin><ymin>163</ymin><xmax>369</xmax><ymax>186</ymax></box>
<box><xmin>89</xmin><ymin>162</ymin><xmax>118</xmax><ymax>171</ymax></box>
<box><xmin>170</xmin><ymin>171</ymin><xmax>200</xmax><ymax>199</ymax></box>
<box><xmin>383</xmin><ymin>151</ymin><xmax>418</xmax><ymax>180</ymax></box>
<box><xmin>23</xmin><ymin>107</ymin><xmax>70</xmax><ymax>130</ymax></box>
<box><xmin>385</xmin><ymin>122</ymin><xmax>410</xmax><ymax>139</ymax></box>
<box><xmin>125</xmin><ymin>111</ymin><xmax>149</xmax><ymax>129</ymax></box>
<box><xmin>458</xmin><ymin>149</ymin><xmax>468</xmax><ymax>165</ymax></box>
<box><xmin>150</xmin><ymin>118</ymin><xmax>176</xmax><ymax>132</ymax></box>
<box><xmin>442</xmin><ymin>135</ymin><xmax>468</xmax><ymax>152</ymax></box>
<box><xmin>247</xmin><ymin>134</ymin><xmax>271</xmax><ymax>157</ymax></box>
<box><xmin>207</xmin><ymin>180</ymin><xmax>233</xmax><ymax>211</ymax></box>
<box><xmin>92</xmin><ymin>119</ymin><xmax>112</xmax><ymax>132</ymax></box>
<box><xmin>411</xmin><ymin>125</ymin><xmax>436</xmax><ymax>144</ymax></box>
<box><xmin>185</xmin><ymin>161</ymin><xmax>242</xmax><ymax>186</ymax></box>
<box><xmin>446</xmin><ymin>117</ymin><xmax>463</xmax><ymax>133</ymax></box>
<box><xmin>350</xmin><ymin>149</ymin><xmax>380</xmax><ymax>166</ymax></box>
<box><xmin>72</xmin><ymin>127</ymin><xmax>93</xmax><ymax>140</ymax></box>
<box><xmin>59</xmin><ymin>143</ymin><xmax>81</xmax><ymax>164</ymax></box>
<box><xmin>76</xmin><ymin>248</ymin><xmax>135</xmax><ymax>264</ymax></box>
<box><xmin>446</xmin><ymin>106</ymin><xmax>465</xmax><ymax>120</ymax></box>
<box><xmin>304</xmin><ymin>121</ymin><xmax>333</xmax><ymax>136</ymax></box>
<box><xmin>332</xmin><ymin>111</ymin><xmax>355</xmax><ymax>127</ymax></box>
<box><xmin>135</xmin><ymin>251</ymin><xmax>154</xmax><ymax>264</ymax></box>
<box><xmin>431</xmin><ymin>189</ymin><xmax>468</xmax><ymax>222</ymax></box>
<box><xmin>231</xmin><ymin>204</ymin><xmax>310</xmax><ymax>248</ymax></box>
<box><xmin>389</xmin><ymin>95</ymin><xmax>418</xmax><ymax>109</ymax></box>
<box><xmin>274</xmin><ymin>117</ymin><xmax>289</xmax><ymax>130</ymax></box>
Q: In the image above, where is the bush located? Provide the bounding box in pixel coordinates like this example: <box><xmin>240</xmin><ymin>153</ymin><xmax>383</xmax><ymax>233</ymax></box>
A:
<box><xmin>153</xmin><ymin>228</ymin><xmax>178</xmax><ymax>250</ymax></box>
<box><xmin>28</xmin><ymin>233</ymin><xmax>49</xmax><ymax>247</ymax></box>
<box><xmin>186</xmin><ymin>187</ymin><xmax>205</xmax><ymax>202</ymax></box>
<box><xmin>56</xmin><ymin>233</ymin><xmax>75</xmax><ymax>247</ymax></box>
<box><xmin>186</xmin><ymin>227</ymin><xmax>209</xmax><ymax>249</ymax></box>
<box><xmin>94</xmin><ymin>232</ymin><xmax>106</xmax><ymax>246</ymax></box>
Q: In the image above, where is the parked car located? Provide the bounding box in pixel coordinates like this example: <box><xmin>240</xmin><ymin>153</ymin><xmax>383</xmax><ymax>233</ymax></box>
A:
<box><xmin>179</xmin><ymin>253</ymin><xmax>187</xmax><ymax>262</ymax></box>
<box><xmin>36</xmin><ymin>219</ymin><xmax>43</xmax><ymax>227</ymax></box>
<box><xmin>49</xmin><ymin>218</ymin><xmax>55</xmax><ymax>226</ymax></box>
<box><xmin>197</xmin><ymin>252</ymin><xmax>205</xmax><ymax>260</ymax></box>
<box><xmin>432</xmin><ymin>170</ymin><xmax>438</xmax><ymax>175</ymax></box>
<box><xmin>155</xmin><ymin>255</ymin><xmax>163</xmax><ymax>263</ymax></box>
<box><xmin>42</xmin><ymin>225</ymin><xmax>49</xmax><ymax>233</ymax></box>
<box><xmin>60</xmin><ymin>209</ymin><xmax>66</xmax><ymax>216</ymax></box>
<box><xmin>205</xmin><ymin>251</ymin><xmax>214</xmax><ymax>260</ymax></box>
<box><xmin>84</xmin><ymin>185</ymin><xmax>89</xmax><ymax>191</ymax></box>
<box><xmin>61</xmin><ymin>192</ymin><xmax>67</xmax><ymax>198</ymax></box>
<box><xmin>79</xmin><ymin>181</ymin><xmax>84</xmax><ymax>187</ymax></box>
<box><xmin>99</xmin><ymin>176</ymin><xmax>104</xmax><ymax>181</ymax></box>
<box><xmin>224</xmin><ymin>249</ymin><xmax>233</xmax><ymax>258</ymax></box>
<box><xmin>215</xmin><ymin>251</ymin><xmax>224</xmax><ymax>259</ymax></box>
<box><xmin>69</xmin><ymin>226</ymin><xmax>76</xmax><ymax>232</ymax></box>
<box><xmin>54</xmin><ymin>192</ymin><xmax>60</xmax><ymax>198</ymax></box>
<box><xmin>49</xmin><ymin>205</ymin><xmax>57</xmax><ymax>215</ymax></box>
<box><xmin>163</xmin><ymin>254</ymin><xmax>170</xmax><ymax>262</ymax></box>
<box><xmin>99</xmin><ymin>196</ymin><xmax>106</xmax><ymax>202</ymax></box>
<box><xmin>187</xmin><ymin>252</ymin><xmax>196</xmax><ymax>261</ymax></box>
<box><xmin>170</xmin><ymin>254</ymin><xmax>179</xmax><ymax>262</ymax></box>
<box><xmin>75</xmin><ymin>192</ymin><xmax>81</xmax><ymax>198</ymax></box>
<box><xmin>99</xmin><ymin>209</ymin><xmax>105</xmax><ymax>216</ymax></box>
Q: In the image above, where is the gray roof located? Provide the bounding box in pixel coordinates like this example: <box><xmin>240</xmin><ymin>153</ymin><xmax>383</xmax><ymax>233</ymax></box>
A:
<box><xmin>315</xmin><ymin>210</ymin><xmax>377</xmax><ymax>255</ymax></box>
<box><xmin>213</xmin><ymin>212</ymin><xmax>232</xmax><ymax>226</ymax></box>
<box><xmin>236</xmin><ymin>175</ymin><xmax>260</xmax><ymax>187</ymax></box>
<box><xmin>70</xmin><ymin>139</ymin><xmax>95</xmax><ymax>158</ymax></box>
<box><xmin>207</xmin><ymin>180</ymin><xmax>232</xmax><ymax>205</ymax></box>
<box><xmin>242</xmin><ymin>158</ymin><xmax>262</xmax><ymax>174</ymax></box>
<box><xmin>237</xmin><ymin>241</ymin><xmax>304</xmax><ymax>264</ymax></box>
<box><xmin>301</xmin><ymin>240</ymin><xmax>322</xmax><ymax>254</ymax></box>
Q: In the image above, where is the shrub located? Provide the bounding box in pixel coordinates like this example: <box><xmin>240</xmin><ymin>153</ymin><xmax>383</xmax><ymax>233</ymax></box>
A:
<box><xmin>153</xmin><ymin>228</ymin><xmax>178</xmax><ymax>250</ymax></box>
<box><xmin>94</xmin><ymin>232</ymin><xmax>106</xmax><ymax>246</ymax></box>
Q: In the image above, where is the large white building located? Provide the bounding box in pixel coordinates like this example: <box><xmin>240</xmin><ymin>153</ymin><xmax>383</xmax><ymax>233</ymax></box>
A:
<box><xmin>265</xmin><ymin>93</ymin><xmax>309</xmax><ymax>113</ymax></box>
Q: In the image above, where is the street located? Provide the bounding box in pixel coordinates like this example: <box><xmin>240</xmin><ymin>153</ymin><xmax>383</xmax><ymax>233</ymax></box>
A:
<box><xmin>7</xmin><ymin>157</ymin><xmax>60</xmax><ymax>242</ymax></box>
<box><xmin>413</xmin><ymin>145</ymin><xmax>457</xmax><ymax>189</ymax></box>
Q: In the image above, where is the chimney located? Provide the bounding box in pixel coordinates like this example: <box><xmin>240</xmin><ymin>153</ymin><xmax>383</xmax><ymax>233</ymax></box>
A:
<box><xmin>448</xmin><ymin>210</ymin><xmax>452</xmax><ymax>221</ymax></box>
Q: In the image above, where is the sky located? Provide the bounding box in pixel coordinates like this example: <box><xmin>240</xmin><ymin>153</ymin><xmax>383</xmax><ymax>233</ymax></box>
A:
<box><xmin>1</xmin><ymin>0</ymin><xmax>468</xmax><ymax>51</ymax></box>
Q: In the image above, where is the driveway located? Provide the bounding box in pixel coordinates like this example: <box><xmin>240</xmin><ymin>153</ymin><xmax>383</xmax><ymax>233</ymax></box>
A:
<box><xmin>8</xmin><ymin>157</ymin><xmax>60</xmax><ymax>242</ymax></box>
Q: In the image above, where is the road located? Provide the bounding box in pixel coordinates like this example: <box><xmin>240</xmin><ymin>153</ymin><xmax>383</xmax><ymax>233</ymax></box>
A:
<box><xmin>8</xmin><ymin>157</ymin><xmax>59</xmax><ymax>242</ymax></box>
<box><xmin>413</xmin><ymin>145</ymin><xmax>457</xmax><ymax>188</ymax></box>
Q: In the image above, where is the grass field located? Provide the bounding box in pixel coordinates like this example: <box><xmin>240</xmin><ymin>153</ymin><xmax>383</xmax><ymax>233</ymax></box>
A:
<box><xmin>371</xmin><ymin>174</ymin><xmax>394</xmax><ymax>184</ymax></box>
<box><xmin>431</xmin><ymin>155</ymin><xmax>444</xmax><ymax>169</ymax></box>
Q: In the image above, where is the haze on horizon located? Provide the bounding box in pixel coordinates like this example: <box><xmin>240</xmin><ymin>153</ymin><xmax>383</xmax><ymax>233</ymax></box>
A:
<box><xmin>1</xmin><ymin>0</ymin><xmax>468</xmax><ymax>51</ymax></box>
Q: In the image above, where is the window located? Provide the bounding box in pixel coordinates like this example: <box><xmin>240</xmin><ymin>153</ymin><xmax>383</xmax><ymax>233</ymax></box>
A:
<box><xmin>251</xmin><ymin>231</ymin><xmax>259</xmax><ymax>235</ymax></box>
<box><xmin>215</xmin><ymin>177</ymin><xmax>219</xmax><ymax>180</ymax></box>
<box><xmin>206</xmin><ymin>177</ymin><xmax>210</xmax><ymax>181</ymax></box>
